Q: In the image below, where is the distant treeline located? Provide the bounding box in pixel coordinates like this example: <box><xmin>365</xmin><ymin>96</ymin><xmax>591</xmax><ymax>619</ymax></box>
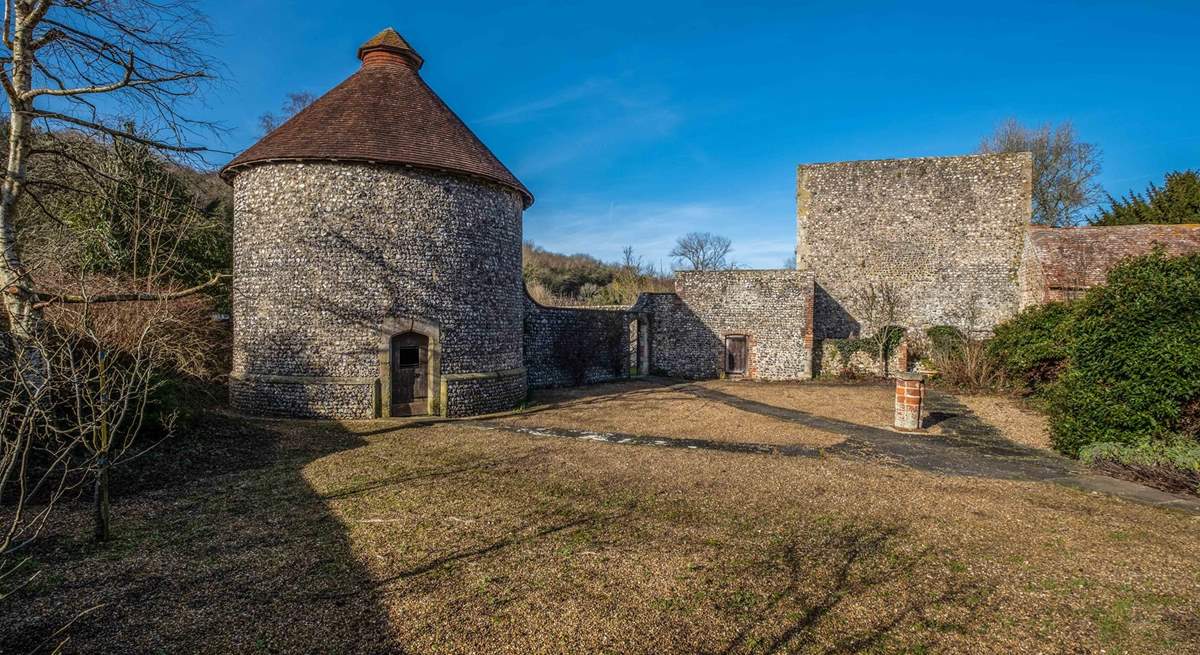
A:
<box><xmin>523</xmin><ymin>242</ymin><xmax>673</xmax><ymax>307</ymax></box>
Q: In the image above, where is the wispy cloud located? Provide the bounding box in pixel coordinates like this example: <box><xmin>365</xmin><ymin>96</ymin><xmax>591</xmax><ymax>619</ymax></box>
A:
<box><xmin>476</xmin><ymin>79</ymin><xmax>609</xmax><ymax>125</ymax></box>
<box><xmin>516</xmin><ymin>106</ymin><xmax>681</xmax><ymax>176</ymax></box>
<box><xmin>480</xmin><ymin>76</ymin><xmax>684</xmax><ymax>175</ymax></box>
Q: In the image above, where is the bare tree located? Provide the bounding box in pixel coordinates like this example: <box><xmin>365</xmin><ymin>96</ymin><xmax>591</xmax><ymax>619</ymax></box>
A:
<box><xmin>1</xmin><ymin>329</ymin><xmax>76</xmax><ymax>561</ymax></box>
<box><xmin>853</xmin><ymin>281</ymin><xmax>906</xmax><ymax>377</ymax></box>
<box><xmin>932</xmin><ymin>291</ymin><xmax>1004</xmax><ymax>390</ymax></box>
<box><xmin>0</xmin><ymin>1</ymin><xmax>225</xmax><ymax>556</ymax></box>
<box><xmin>670</xmin><ymin>231</ymin><xmax>733</xmax><ymax>271</ymax></box>
<box><xmin>258</xmin><ymin>91</ymin><xmax>315</xmax><ymax>136</ymax></box>
<box><xmin>979</xmin><ymin>118</ymin><xmax>1103</xmax><ymax>227</ymax></box>
<box><xmin>1</xmin><ymin>0</ymin><xmax>221</xmax><ymax>344</ymax></box>
<box><xmin>0</xmin><ymin>297</ymin><xmax>189</xmax><ymax>655</ymax></box>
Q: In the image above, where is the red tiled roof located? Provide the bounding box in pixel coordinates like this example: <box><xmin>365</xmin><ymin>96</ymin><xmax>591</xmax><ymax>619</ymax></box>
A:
<box><xmin>221</xmin><ymin>28</ymin><xmax>532</xmax><ymax>207</ymax></box>
<box><xmin>1028</xmin><ymin>224</ymin><xmax>1200</xmax><ymax>289</ymax></box>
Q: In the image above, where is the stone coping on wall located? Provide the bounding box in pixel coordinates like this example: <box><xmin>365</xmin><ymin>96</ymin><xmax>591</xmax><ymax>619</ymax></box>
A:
<box><xmin>796</xmin><ymin>151</ymin><xmax>1031</xmax><ymax>169</ymax></box>
<box><xmin>522</xmin><ymin>285</ymin><xmax>642</xmax><ymax>313</ymax></box>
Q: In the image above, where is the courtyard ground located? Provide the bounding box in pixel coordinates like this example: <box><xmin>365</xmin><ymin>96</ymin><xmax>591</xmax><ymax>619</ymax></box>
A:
<box><xmin>4</xmin><ymin>379</ymin><xmax>1199</xmax><ymax>654</ymax></box>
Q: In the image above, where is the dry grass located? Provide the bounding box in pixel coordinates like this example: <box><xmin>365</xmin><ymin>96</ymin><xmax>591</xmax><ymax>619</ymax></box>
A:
<box><xmin>4</xmin><ymin>383</ymin><xmax>1199</xmax><ymax>654</ymax></box>
<box><xmin>702</xmin><ymin>379</ymin><xmax>896</xmax><ymax>429</ymax></box>
<box><xmin>504</xmin><ymin>380</ymin><xmax>847</xmax><ymax>447</ymax></box>
<box><xmin>953</xmin><ymin>394</ymin><xmax>1053</xmax><ymax>450</ymax></box>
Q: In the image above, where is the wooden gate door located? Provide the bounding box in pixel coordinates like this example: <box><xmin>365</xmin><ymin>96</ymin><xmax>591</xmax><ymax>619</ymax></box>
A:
<box><xmin>724</xmin><ymin>335</ymin><xmax>747</xmax><ymax>376</ymax></box>
<box><xmin>390</xmin><ymin>332</ymin><xmax>429</xmax><ymax>416</ymax></box>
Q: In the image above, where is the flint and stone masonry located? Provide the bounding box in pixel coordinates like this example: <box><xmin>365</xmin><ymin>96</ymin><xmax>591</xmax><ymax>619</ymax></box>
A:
<box><xmin>228</xmin><ymin>163</ymin><xmax>527</xmax><ymax>418</ymax></box>
<box><xmin>223</xmin><ymin>29</ymin><xmax>532</xmax><ymax>419</ymax></box>
<box><xmin>636</xmin><ymin>270</ymin><xmax>816</xmax><ymax>380</ymax></box>
<box><xmin>797</xmin><ymin>153</ymin><xmax>1033</xmax><ymax>338</ymax></box>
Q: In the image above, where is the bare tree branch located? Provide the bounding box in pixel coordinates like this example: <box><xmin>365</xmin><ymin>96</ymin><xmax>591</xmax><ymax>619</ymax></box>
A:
<box><xmin>26</xmin><ymin>272</ymin><xmax>226</xmax><ymax>309</ymax></box>
<box><xmin>979</xmin><ymin>118</ymin><xmax>1103</xmax><ymax>227</ymax></box>
<box><xmin>31</xmin><ymin>110</ymin><xmax>206</xmax><ymax>152</ymax></box>
<box><xmin>670</xmin><ymin>232</ymin><xmax>734</xmax><ymax>271</ymax></box>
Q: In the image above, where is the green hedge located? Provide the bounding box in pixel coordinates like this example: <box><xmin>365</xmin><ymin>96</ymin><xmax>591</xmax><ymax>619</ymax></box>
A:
<box><xmin>1044</xmin><ymin>251</ymin><xmax>1200</xmax><ymax>455</ymax></box>
<box><xmin>987</xmin><ymin>301</ymin><xmax>1073</xmax><ymax>389</ymax></box>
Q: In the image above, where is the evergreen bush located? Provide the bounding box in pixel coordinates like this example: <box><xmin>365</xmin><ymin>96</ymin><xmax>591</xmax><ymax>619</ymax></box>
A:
<box><xmin>987</xmin><ymin>301</ymin><xmax>1073</xmax><ymax>390</ymax></box>
<box><xmin>1045</xmin><ymin>251</ymin><xmax>1200</xmax><ymax>455</ymax></box>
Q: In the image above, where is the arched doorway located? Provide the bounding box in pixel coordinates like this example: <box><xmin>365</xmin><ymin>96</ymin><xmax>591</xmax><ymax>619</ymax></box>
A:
<box><xmin>389</xmin><ymin>332</ymin><xmax>429</xmax><ymax>416</ymax></box>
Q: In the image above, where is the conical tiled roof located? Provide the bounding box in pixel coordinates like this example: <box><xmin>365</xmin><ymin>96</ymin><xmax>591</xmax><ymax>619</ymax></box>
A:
<box><xmin>221</xmin><ymin>28</ymin><xmax>532</xmax><ymax>207</ymax></box>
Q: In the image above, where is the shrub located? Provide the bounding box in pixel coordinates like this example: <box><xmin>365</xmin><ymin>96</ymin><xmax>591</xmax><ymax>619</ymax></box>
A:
<box><xmin>930</xmin><ymin>339</ymin><xmax>1004</xmax><ymax>391</ymax></box>
<box><xmin>829</xmin><ymin>337</ymin><xmax>872</xmax><ymax>363</ymax></box>
<box><xmin>1046</xmin><ymin>251</ymin><xmax>1200</xmax><ymax>456</ymax></box>
<box><xmin>1080</xmin><ymin>441</ymin><xmax>1200</xmax><ymax>496</ymax></box>
<box><xmin>925</xmin><ymin>325</ymin><xmax>964</xmax><ymax>356</ymax></box>
<box><xmin>821</xmin><ymin>337</ymin><xmax>880</xmax><ymax>378</ymax></box>
<box><xmin>987</xmin><ymin>301</ymin><xmax>1073</xmax><ymax>390</ymax></box>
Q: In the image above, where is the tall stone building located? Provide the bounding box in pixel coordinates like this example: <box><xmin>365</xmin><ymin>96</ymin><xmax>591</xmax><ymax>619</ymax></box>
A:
<box><xmin>222</xmin><ymin>29</ymin><xmax>532</xmax><ymax>419</ymax></box>
<box><xmin>796</xmin><ymin>153</ymin><xmax>1033</xmax><ymax>338</ymax></box>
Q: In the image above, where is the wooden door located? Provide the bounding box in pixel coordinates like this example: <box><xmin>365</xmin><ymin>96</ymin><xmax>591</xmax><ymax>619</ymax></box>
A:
<box><xmin>725</xmin><ymin>336</ymin><xmax>747</xmax><ymax>376</ymax></box>
<box><xmin>390</xmin><ymin>332</ymin><xmax>428</xmax><ymax>416</ymax></box>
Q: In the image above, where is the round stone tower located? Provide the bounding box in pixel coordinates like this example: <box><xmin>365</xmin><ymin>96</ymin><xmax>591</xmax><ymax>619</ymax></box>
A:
<box><xmin>221</xmin><ymin>28</ymin><xmax>533</xmax><ymax>418</ymax></box>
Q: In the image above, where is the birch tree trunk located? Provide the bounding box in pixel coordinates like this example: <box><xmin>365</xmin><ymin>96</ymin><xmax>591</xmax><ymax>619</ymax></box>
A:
<box><xmin>0</xmin><ymin>2</ymin><xmax>41</xmax><ymax>340</ymax></box>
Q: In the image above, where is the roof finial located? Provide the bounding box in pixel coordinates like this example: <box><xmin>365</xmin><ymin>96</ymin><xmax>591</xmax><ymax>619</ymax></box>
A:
<box><xmin>357</xmin><ymin>28</ymin><xmax>423</xmax><ymax>69</ymax></box>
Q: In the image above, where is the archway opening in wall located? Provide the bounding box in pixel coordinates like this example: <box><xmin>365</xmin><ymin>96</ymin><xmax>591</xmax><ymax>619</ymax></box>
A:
<box><xmin>390</xmin><ymin>332</ymin><xmax>429</xmax><ymax>416</ymax></box>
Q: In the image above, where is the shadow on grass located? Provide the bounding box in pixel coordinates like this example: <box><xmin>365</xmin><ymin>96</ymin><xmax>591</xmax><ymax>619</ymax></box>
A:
<box><xmin>516</xmin><ymin>378</ymin><xmax>680</xmax><ymax>417</ymax></box>
<box><xmin>715</xmin><ymin>523</ymin><xmax>988</xmax><ymax>655</ymax></box>
<box><xmin>0</xmin><ymin>414</ymin><xmax>404</xmax><ymax>654</ymax></box>
<box><xmin>675</xmin><ymin>382</ymin><xmax>1075</xmax><ymax>481</ymax></box>
<box><xmin>315</xmin><ymin>509</ymin><xmax>628</xmax><ymax>602</ymax></box>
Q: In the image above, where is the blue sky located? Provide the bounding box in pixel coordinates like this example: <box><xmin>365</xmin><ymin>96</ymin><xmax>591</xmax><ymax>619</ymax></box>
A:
<box><xmin>195</xmin><ymin>1</ymin><xmax>1200</xmax><ymax>269</ymax></box>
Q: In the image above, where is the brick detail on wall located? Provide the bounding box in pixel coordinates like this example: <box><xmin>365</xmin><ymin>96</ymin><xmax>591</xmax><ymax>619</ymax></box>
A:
<box><xmin>797</xmin><ymin>153</ymin><xmax>1032</xmax><ymax>337</ymax></box>
<box><xmin>633</xmin><ymin>270</ymin><xmax>816</xmax><ymax>380</ymax></box>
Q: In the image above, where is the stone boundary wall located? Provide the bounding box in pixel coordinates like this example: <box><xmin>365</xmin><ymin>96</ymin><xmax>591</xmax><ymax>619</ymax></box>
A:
<box><xmin>634</xmin><ymin>270</ymin><xmax>815</xmax><ymax>380</ymax></box>
<box><xmin>523</xmin><ymin>292</ymin><xmax>637</xmax><ymax>388</ymax></box>
<box><xmin>1017</xmin><ymin>234</ymin><xmax>1048</xmax><ymax>309</ymax></box>
<box><xmin>797</xmin><ymin>153</ymin><xmax>1032</xmax><ymax>338</ymax></box>
<box><xmin>813</xmin><ymin>340</ymin><xmax>905</xmax><ymax>379</ymax></box>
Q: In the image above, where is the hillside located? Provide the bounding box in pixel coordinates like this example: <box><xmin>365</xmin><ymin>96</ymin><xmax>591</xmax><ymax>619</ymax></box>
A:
<box><xmin>523</xmin><ymin>242</ymin><xmax>673</xmax><ymax>306</ymax></box>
